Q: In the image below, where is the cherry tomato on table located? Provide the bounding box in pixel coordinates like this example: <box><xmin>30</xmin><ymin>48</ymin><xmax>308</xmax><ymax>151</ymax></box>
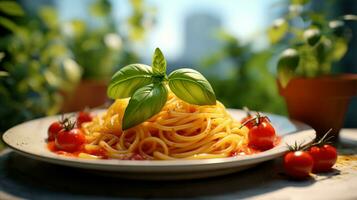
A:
<box><xmin>47</xmin><ymin>122</ymin><xmax>63</xmax><ymax>141</ymax></box>
<box><xmin>55</xmin><ymin>128</ymin><xmax>86</xmax><ymax>152</ymax></box>
<box><xmin>248</xmin><ymin>119</ymin><xmax>276</xmax><ymax>150</ymax></box>
<box><xmin>309</xmin><ymin>144</ymin><xmax>337</xmax><ymax>173</ymax></box>
<box><xmin>284</xmin><ymin>151</ymin><xmax>314</xmax><ymax>179</ymax></box>
<box><xmin>76</xmin><ymin>111</ymin><xmax>93</xmax><ymax>127</ymax></box>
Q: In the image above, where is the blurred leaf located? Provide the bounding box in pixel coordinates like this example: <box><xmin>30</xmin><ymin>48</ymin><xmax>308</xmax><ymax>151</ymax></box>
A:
<box><xmin>0</xmin><ymin>1</ymin><xmax>24</xmax><ymax>16</ymax></box>
<box><xmin>104</xmin><ymin>33</ymin><xmax>122</xmax><ymax>50</ymax></box>
<box><xmin>65</xmin><ymin>20</ymin><xmax>86</xmax><ymax>38</ymax></box>
<box><xmin>0</xmin><ymin>71</ymin><xmax>9</xmax><ymax>77</ymax></box>
<box><xmin>268</xmin><ymin>18</ymin><xmax>288</xmax><ymax>44</ymax></box>
<box><xmin>307</xmin><ymin>12</ymin><xmax>325</xmax><ymax>26</ymax></box>
<box><xmin>0</xmin><ymin>16</ymin><xmax>20</xmax><ymax>32</ymax></box>
<box><xmin>0</xmin><ymin>52</ymin><xmax>5</xmax><ymax>61</ymax></box>
<box><xmin>44</xmin><ymin>69</ymin><xmax>60</xmax><ymax>88</ymax></box>
<box><xmin>39</xmin><ymin>6</ymin><xmax>58</xmax><ymax>29</ymax></box>
<box><xmin>315</xmin><ymin>38</ymin><xmax>331</xmax><ymax>64</ymax></box>
<box><xmin>288</xmin><ymin>4</ymin><xmax>303</xmax><ymax>17</ymax></box>
<box><xmin>277</xmin><ymin>49</ymin><xmax>300</xmax><ymax>87</ymax></box>
<box><xmin>342</xmin><ymin>15</ymin><xmax>357</xmax><ymax>21</ymax></box>
<box><xmin>90</xmin><ymin>0</ymin><xmax>111</xmax><ymax>17</ymax></box>
<box><xmin>131</xmin><ymin>0</ymin><xmax>143</xmax><ymax>9</ymax></box>
<box><xmin>303</xmin><ymin>28</ymin><xmax>321</xmax><ymax>46</ymax></box>
<box><xmin>62</xmin><ymin>58</ymin><xmax>82</xmax><ymax>84</ymax></box>
<box><xmin>291</xmin><ymin>0</ymin><xmax>310</xmax><ymax>5</ymax></box>
<box><xmin>331</xmin><ymin>38</ymin><xmax>348</xmax><ymax>61</ymax></box>
<box><xmin>329</xmin><ymin>20</ymin><xmax>346</xmax><ymax>37</ymax></box>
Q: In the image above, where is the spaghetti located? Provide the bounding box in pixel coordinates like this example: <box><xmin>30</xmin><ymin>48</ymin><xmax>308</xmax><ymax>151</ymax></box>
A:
<box><xmin>77</xmin><ymin>92</ymin><xmax>250</xmax><ymax>160</ymax></box>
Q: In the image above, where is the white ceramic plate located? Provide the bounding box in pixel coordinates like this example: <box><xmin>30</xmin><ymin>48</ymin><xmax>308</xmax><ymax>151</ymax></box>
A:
<box><xmin>2</xmin><ymin>109</ymin><xmax>315</xmax><ymax>180</ymax></box>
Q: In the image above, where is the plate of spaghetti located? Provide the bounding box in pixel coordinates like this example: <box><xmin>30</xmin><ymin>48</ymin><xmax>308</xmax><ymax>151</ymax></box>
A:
<box><xmin>2</xmin><ymin>49</ymin><xmax>315</xmax><ymax>180</ymax></box>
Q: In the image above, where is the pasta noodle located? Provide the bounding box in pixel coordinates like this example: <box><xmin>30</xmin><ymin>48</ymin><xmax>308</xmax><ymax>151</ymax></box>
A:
<box><xmin>80</xmin><ymin>92</ymin><xmax>249</xmax><ymax>160</ymax></box>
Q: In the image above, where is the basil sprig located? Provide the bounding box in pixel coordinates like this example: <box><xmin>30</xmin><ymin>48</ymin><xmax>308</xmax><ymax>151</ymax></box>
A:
<box><xmin>107</xmin><ymin>48</ymin><xmax>216</xmax><ymax>130</ymax></box>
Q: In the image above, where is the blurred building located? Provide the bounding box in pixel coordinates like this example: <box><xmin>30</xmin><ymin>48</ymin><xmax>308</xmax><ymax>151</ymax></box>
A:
<box><xmin>181</xmin><ymin>13</ymin><xmax>222</xmax><ymax>66</ymax></box>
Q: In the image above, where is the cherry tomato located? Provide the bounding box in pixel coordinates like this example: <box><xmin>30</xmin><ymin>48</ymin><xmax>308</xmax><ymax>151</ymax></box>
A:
<box><xmin>248</xmin><ymin>121</ymin><xmax>276</xmax><ymax>150</ymax></box>
<box><xmin>241</xmin><ymin>115</ymin><xmax>254</xmax><ymax>128</ymax></box>
<box><xmin>47</xmin><ymin>122</ymin><xmax>63</xmax><ymax>141</ymax></box>
<box><xmin>284</xmin><ymin>151</ymin><xmax>314</xmax><ymax>179</ymax></box>
<box><xmin>309</xmin><ymin>144</ymin><xmax>337</xmax><ymax>173</ymax></box>
<box><xmin>76</xmin><ymin>111</ymin><xmax>93</xmax><ymax>127</ymax></box>
<box><xmin>243</xmin><ymin>116</ymin><xmax>270</xmax><ymax>129</ymax></box>
<box><xmin>55</xmin><ymin>128</ymin><xmax>85</xmax><ymax>152</ymax></box>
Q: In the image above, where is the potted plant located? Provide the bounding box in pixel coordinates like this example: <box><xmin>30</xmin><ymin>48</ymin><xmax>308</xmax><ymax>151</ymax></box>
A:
<box><xmin>270</xmin><ymin>1</ymin><xmax>357</xmax><ymax>140</ymax></box>
<box><xmin>61</xmin><ymin>0</ymin><xmax>155</xmax><ymax>112</ymax></box>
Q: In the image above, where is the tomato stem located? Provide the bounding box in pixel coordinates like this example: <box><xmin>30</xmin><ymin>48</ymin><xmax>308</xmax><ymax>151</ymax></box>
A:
<box><xmin>286</xmin><ymin>128</ymin><xmax>334</xmax><ymax>151</ymax></box>
<box><xmin>239</xmin><ymin>112</ymin><xmax>271</xmax><ymax>129</ymax></box>
<box><xmin>243</xmin><ymin>106</ymin><xmax>252</xmax><ymax>117</ymax></box>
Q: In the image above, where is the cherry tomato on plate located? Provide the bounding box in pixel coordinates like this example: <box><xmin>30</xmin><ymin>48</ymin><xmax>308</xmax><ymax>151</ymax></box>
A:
<box><xmin>284</xmin><ymin>151</ymin><xmax>314</xmax><ymax>179</ymax></box>
<box><xmin>76</xmin><ymin>111</ymin><xmax>93</xmax><ymax>127</ymax></box>
<box><xmin>248</xmin><ymin>119</ymin><xmax>276</xmax><ymax>150</ymax></box>
<box><xmin>309</xmin><ymin>144</ymin><xmax>337</xmax><ymax>173</ymax></box>
<box><xmin>48</xmin><ymin>122</ymin><xmax>63</xmax><ymax>141</ymax></box>
<box><xmin>241</xmin><ymin>115</ymin><xmax>254</xmax><ymax>129</ymax></box>
<box><xmin>55</xmin><ymin>128</ymin><xmax>86</xmax><ymax>152</ymax></box>
<box><xmin>244</xmin><ymin>116</ymin><xmax>270</xmax><ymax>129</ymax></box>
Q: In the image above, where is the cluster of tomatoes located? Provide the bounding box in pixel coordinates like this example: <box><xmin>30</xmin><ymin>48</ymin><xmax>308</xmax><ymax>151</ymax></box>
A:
<box><xmin>240</xmin><ymin>111</ymin><xmax>277</xmax><ymax>151</ymax></box>
<box><xmin>284</xmin><ymin>130</ymin><xmax>338</xmax><ymax>179</ymax></box>
<box><xmin>241</xmin><ymin>108</ymin><xmax>337</xmax><ymax>179</ymax></box>
<box><xmin>47</xmin><ymin>111</ymin><xmax>93</xmax><ymax>152</ymax></box>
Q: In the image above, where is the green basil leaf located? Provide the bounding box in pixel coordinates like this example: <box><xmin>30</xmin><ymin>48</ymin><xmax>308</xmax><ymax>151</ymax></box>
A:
<box><xmin>152</xmin><ymin>48</ymin><xmax>166</xmax><ymax>75</ymax></box>
<box><xmin>168</xmin><ymin>68</ymin><xmax>216</xmax><ymax>105</ymax></box>
<box><xmin>123</xmin><ymin>83</ymin><xmax>168</xmax><ymax>130</ymax></box>
<box><xmin>107</xmin><ymin>64</ymin><xmax>154</xmax><ymax>99</ymax></box>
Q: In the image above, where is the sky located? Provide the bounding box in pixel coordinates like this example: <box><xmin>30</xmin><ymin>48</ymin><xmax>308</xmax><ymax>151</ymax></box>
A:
<box><xmin>56</xmin><ymin>0</ymin><xmax>281</xmax><ymax>61</ymax></box>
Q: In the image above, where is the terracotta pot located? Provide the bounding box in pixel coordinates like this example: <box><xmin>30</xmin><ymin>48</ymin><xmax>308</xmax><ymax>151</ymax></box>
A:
<box><xmin>278</xmin><ymin>74</ymin><xmax>357</xmax><ymax>141</ymax></box>
<box><xmin>61</xmin><ymin>79</ymin><xmax>109</xmax><ymax>112</ymax></box>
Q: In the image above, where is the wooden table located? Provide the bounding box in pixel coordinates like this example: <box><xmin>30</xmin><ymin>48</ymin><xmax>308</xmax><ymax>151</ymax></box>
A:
<box><xmin>1</xmin><ymin>129</ymin><xmax>357</xmax><ymax>200</ymax></box>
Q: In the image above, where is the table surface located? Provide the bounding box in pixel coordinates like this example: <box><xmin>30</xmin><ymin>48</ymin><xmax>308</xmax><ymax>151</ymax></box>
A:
<box><xmin>1</xmin><ymin>129</ymin><xmax>357</xmax><ymax>200</ymax></box>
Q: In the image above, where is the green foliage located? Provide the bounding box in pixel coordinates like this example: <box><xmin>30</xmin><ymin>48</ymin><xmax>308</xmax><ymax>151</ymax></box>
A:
<box><xmin>66</xmin><ymin>0</ymin><xmax>154</xmax><ymax>80</ymax></box>
<box><xmin>0</xmin><ymin>139</ymin><xmax>4</xmax><ymax>151</ymax></box>
<box><xmin>277</xmin><ymin>48</ymin><xmax>300</xmax><ymax>87</ymax></box>
<box><xmin>0</xmin><ymin>1</ymin><xmax>24</xmax><ymax>16</ymax></box>
<box><xmin>271</xmin><ymin>0</ymin><xmax>356</xmax><ymax>85</ymax></box>
<box><xmin>203</xmin><ymin>33</ymin><xmax>287</xmax><ymax>115</ymax></box>
<box><xmin>128</xmin><ymin>0</ymin><xmax>156</xmax><ymax>41</ymax></box>
<box><xmin>0</xmin><ymin>1</ymin><xmax>81</xmax><ymax>133</ymax></box>
<box><xmin>90</xmin><ymin>0</ymin><xmax>111</xmax><ymax>17</ymax></box>
<box><xmin>268</xmin><ymin>18</ymin><xmax>289</xmax><ymax>44</ymax></box>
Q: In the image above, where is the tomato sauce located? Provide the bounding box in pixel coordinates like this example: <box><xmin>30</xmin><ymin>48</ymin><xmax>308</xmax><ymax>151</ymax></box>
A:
<box><xmin>47</xmin><ymin>141</ymin><xmax>108</xmax><ymax>158</ymax></box>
